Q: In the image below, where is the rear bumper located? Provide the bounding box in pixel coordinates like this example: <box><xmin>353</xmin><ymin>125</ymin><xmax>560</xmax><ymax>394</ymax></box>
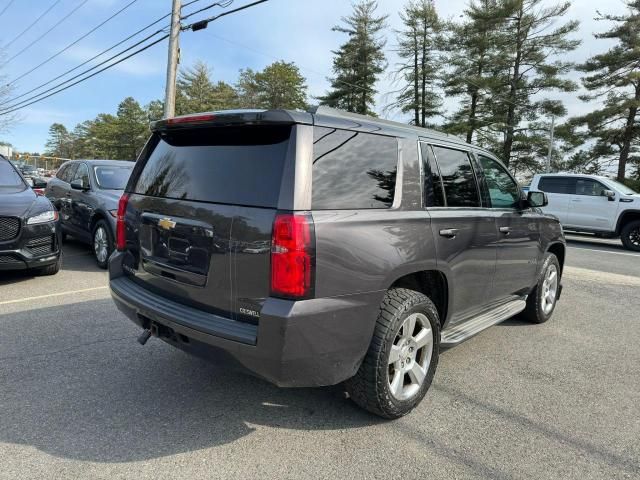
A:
<box><xmin>0</xmin><ymin>221</ymin><xmax>61</xmax><ymax>271</ymax></box>
<box><xmin>109</xmin><ymin>252</ymin><xmax>383</xmax><ymax>387</ymax></box>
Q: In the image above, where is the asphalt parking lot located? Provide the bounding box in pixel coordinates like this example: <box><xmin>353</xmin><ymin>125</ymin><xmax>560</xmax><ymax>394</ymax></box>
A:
<box><xmin>1</xmin><ymin>235</ymin><xmax>639</xmax><ymax>480</ymax></box>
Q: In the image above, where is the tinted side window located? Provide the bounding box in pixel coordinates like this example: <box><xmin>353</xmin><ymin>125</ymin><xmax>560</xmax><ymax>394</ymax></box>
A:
<box><xmin>56</xmin><ymin>164</ymin><xmax>69</xmax><ymax>182</ymax></box>
<box><xmin>421</xmin><ymin>143</ymin><xmax>445</xmax><ymax>207</ymax></box>
<box><xmin>312</xmin><ymin>128</ymin><xmax>398</xmax><ymax>209</ymax></box>
<box><xmin>478</xmin><ymin>155</ymin><xmax>520</xmax><ymax>208</ymax></box>
<box><xmin>63</xmin><ymin>163</ymin><xmax>78</xmax><ymax>184</ymax></box>
<box><xmin>73</xmin><ymin>163</ymin><xmax>90</xmax><ymax>187</ymax></box>
<box><xmin>431</xmin><ymin>146</ymin><xmax>480</xmax><ymax>207</ymax></box>
<box><xmin>575</xmin><ymin>178</ymin><xmax>607</xmax><ymax>196</ymax></box>
<box><xmin>538</xmin><ymin>177</ymin><xmax>575</xmax><ymax>194</ymax></box>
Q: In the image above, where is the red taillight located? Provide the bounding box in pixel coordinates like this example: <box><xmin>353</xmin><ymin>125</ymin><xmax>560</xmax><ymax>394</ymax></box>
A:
<box><xmin>116</xmin><ymin>193</ymin><xmax>129</xmax><ymax>251</ymax></box>
<box><xmin>270</xmin><ymin>212</ymin><xmax>315</xmax><ymax>299</ymax></box>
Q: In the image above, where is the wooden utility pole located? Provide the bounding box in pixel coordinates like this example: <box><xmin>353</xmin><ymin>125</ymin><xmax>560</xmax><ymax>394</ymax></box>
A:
<box><xmin>163</xmin><ymin>0</ymin><xmax>182</xmax><ymax>118</ymax></box>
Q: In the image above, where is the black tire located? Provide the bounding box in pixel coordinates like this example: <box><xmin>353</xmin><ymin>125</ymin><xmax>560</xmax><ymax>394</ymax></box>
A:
<box><xmin>620</xmin><ymin>220</ymin><xmax>640</xmax><ymax>252</ymax></box>
<box><xmin>92</xmin><ymin>220</ymin><xmax>114</xmax><ymax>269</ymax></box>
<box><xmin>345</xmin><ymin>288</ymin><xmax>440</xmax><ymax>419</ymax></box>
<box><xmin>35</xmin><ymin>257</ymin><xmax>62</xmax><ymax>276</ymax></box>
<box><xmin>521</xmin><ymin>253</ymin><xmax>560</xmax><ymax>324</ymax></box>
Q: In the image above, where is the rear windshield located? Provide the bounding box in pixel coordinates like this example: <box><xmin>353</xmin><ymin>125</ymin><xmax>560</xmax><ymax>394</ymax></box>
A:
<box><xmin>133</xmin><ymin>126</ymin><xmax>291</xmax><ymax>207</ymax></box>
<box><xmin>0</xmin><ymin>160</ymin><xmax>25</xmax><ymax>189</ymax></box>
<box><xmin>94</xmin><ymin>165</ymin><xmax>133</xmax><ymax>190</ymax></box>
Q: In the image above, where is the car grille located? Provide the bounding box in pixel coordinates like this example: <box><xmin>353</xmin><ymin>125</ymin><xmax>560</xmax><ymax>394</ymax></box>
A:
<box><xmin>0</xmin><ymin>217</ymin><xmax>20</xmax><ymax>241</ymax></box>
<box><xmin>0</xmin><ymin>253</ymin><xmax>23</xmax><ymax>264</ymax></box>
<box><xmin>26</xmin><ymin>235</ymin><xmax>55</xmax><ymax>256</ymax></box>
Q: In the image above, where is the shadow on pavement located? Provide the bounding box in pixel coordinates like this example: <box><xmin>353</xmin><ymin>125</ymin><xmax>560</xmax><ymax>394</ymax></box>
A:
<box><xmin>0</xmin><ymin>299</ymin><xmax>379</xmax><ymax>463</ymax></box>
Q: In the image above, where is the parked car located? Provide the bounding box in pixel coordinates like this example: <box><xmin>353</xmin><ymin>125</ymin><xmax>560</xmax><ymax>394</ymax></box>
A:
<box><xmin>0</xmin><ymin>156</ymin><xmax>62</xmax><ymax>275</ymax></box>
<box><xmin>109</xmin><ymin>108</ymin><xmax>565</xmax><ymax>418</ymax></box>
<box><xmin>20</xmin><ymin>164</ymin><xmax>38</xmax><ymax>179</ymax></box>
<box><xmin>531</xmin><ymin>173</ymin><xmax>640</xmax><ymax>251</ymax></box>
<box><xmin>45</xmin><ymin>160</ymin><xmax>134</xmax><ymax>268</ymax></box>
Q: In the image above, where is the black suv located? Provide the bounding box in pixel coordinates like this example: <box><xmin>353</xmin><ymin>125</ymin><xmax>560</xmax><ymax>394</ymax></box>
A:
<box><xmin>46</xmin><ymin>160</ymin><xmax>134</xmax><ymax>268</ymax></box>
<box><xmin>109</xmin><ymin>108</ymin><xmax>565</xmax><ymax>418</ymax></box>
<box><xmin>0</xmin><ymin>156</ymin><xmax>61</xmax><ymax>275</ymax></box>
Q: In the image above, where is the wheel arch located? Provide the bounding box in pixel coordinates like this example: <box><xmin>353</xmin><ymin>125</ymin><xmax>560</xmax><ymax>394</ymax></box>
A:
<box><xmin>388</xmin><ymin>269</ymin><xmax>449</xmax><ymax>327</ymax></box>
<box><xmin>616</xmin><ymin>210</ymin><xmax>640</xmax><ymax>235</ymax></box>
<box><xmin>546</xmin><ymin>242</ymin><xmax>566</xmax><ymax>273</ymax></box>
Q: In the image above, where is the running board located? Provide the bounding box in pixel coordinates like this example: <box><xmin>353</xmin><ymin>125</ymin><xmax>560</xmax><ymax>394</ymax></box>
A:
<box><xmin>441</xmin><ymin>298</ymin><xmax>527</xmax><ymax>347</ymax></box>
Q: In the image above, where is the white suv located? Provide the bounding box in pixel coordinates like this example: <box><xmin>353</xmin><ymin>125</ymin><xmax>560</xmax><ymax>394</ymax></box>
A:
<box><xmin>530</xmin><ymin>173</ymin><xmax>640</xmax><ymax>251</ymax></box>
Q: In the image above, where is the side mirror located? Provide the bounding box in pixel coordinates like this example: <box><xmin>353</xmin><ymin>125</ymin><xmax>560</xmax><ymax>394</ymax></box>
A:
<box><xmin>70</xmin><ymin>179</ymin><xmax>89</xmax><ymax>191</ymax></box>
<box><xmin>32</xmin><ymin>179</ymin><xmax>47</xmax><ymax>189</ymax></box>
<box><xmin>527</xmin><ymin>190</ymin><xmax>548</xmax><ymax>208</ymax></box>
<box><xmin>602</xmin><ymin>189</ymin><xmax>615</xmax><ymax>201</ymax></box>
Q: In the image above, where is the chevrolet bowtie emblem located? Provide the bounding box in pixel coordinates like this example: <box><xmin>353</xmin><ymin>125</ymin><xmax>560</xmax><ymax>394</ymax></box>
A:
<box><xmin>158</xmin><ymin>218</ymin><xmax>177</xmax><ymax>230</ymax></box>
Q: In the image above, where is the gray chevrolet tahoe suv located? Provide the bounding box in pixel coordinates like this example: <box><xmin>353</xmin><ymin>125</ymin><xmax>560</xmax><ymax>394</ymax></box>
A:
<box><xmin>109</xmin><ymin>107</ymin><xmax>565</xmax><ymax>418</ymax></box>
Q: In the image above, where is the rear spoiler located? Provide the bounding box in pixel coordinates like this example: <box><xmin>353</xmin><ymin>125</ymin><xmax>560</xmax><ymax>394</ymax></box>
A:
<box><xmin>152</xmin><ymin>109</ymin><xmax>313</xmax><ymax>131</ymax></box>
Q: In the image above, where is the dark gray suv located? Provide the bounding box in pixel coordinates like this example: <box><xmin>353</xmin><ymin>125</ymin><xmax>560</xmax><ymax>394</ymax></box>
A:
<box><xmin>46</xmin><ymin>160</ymin><xmax>134</xmax><ymax>268</ymax></box>
<box><xmin>109</xmin><ymin>107</ymin><xmax>565</xmax><ymax>418</ymax></box>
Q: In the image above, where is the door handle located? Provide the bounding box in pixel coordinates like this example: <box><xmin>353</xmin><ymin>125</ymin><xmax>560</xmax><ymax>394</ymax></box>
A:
<box><xmin>439</xmin><ymin>228</ymin><xmax>459</xmax><ymax>238</ymax></box>
<box><xmin>499</xmin><ymin>226</ymin><xmax>512</xmax><ymax>235</ymax></box>
<box><xmin>571</xmin><ymin>199</ymin><xmax>581</xmax><ymax>202</ymax></box>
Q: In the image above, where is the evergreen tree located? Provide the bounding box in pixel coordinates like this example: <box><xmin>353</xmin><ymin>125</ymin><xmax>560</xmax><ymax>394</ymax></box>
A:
<box><xmin>575</xmin><ymin>0</ymin><xmax>640</xmax><ymax>181</ymax></box>
<box><xmin>388</xmin><ymin>0</ymin><xmax>442</xmax><ymax>127</ymax></box>
<box><xmin>237</xmin><ymin>61</ymin><xmax>308</xmax><ymax>109</ymax></box>
<box><xmin>443</xmin><ymin>0</ymin><xmax>508</xmax><ymax>143</ymax></box>
<box><xmin>44</xmin><ymin>123</ymin><xmax>72</xmax><ymax>158</ymax></box>
<box><xmin>497</xmin><ymin>0</ymin><xmax>580</xmax><ymax>167</ymax></box>
<box><xmin>176</xmin><ymin>61</ymin><xmax>238</xmax><ymax>114</ymax></box>
<box><xmin>115</xmin><ymin>97</ymin><xmax>149</xmax><ymax>160</ymax></box>
<box><xmin>319</xmin><ymin>0</ymin><xmax>388</xmax><ymax>115</ymax></box>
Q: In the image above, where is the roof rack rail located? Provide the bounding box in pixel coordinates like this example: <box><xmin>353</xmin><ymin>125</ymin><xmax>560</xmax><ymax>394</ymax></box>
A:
<box><xmin>309</xmin><ymin>105</ymin><xmax>465</xmax><ymax>143</ymax></box>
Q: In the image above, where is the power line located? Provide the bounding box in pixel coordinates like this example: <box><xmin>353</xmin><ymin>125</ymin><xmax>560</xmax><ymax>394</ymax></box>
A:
<box><xmin>0</xmin><ymin>35</ymin><xmax>169</xmax><ymax>116</ymax></box>
<box><xmin>183</xmin><ymin>0</ymin><xmax>268</xmax><ymax>31</ymax></box>
<box><xmin>0</xmin><ymin>28</ymin><xmax>168</xmax><ymax>113</ymax></box>
<box><xmin>182</xmin><ymin>0</ymin><xmax>233</xmax><ymax>21</ymax></box>
<box><xmin>0</xmin><ymin>0</ymin><xmax>266</xmax><ymax>115</ymax></box>
<box><xmin>4</xmin><ymin>0</ymin><xmax>207</xmax><ymax>96</ymax></box>
<box><xmin>5</xmin><ymin>0</ymin><xmax>140</xmax><ymax>87</ymax></box>
<box><xmin>0</xmin><ymin>0</ymin><xmax>16</xmax><ymax>19</ymax></box>
<box><xmin>6</xmin><ymin>0</ymin><xmax>90</xmax><ymax>63</ymax></box>
<box><xmin>3</xmin><ymin>0</ymin><xmax>63</xmax><ymax>49</ymax></box>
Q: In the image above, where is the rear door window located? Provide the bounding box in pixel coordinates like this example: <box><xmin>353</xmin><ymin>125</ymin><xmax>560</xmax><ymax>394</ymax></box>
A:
<box><xmin>431</xmin><ymin>146</ymin><xmax>480</xmax><ymax>208</ymax></box>
<box><xmin>133</xmin><ymin>126</ymin><xmax>291</xmax><ymax>208</ymax></box>
<box><xmin>538</xmin><ymin>177</ymin><xmax>575</xmax><ymax>194</ymax></box>
<box><xmin>312</xmin><ymin>127</ymin><xmax>398</xmax><ymax>209</ymax></box>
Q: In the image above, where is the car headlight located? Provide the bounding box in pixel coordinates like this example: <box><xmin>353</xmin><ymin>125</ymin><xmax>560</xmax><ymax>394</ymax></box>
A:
<box><xmin>108</xmin><ymin>209</ymin><xmax>118</xmax><ymax>218</ymax></box>
<box><xmin>27</xmin><ymin>209</ymin><xmax>59</xmax><ymax>225</ymax></box>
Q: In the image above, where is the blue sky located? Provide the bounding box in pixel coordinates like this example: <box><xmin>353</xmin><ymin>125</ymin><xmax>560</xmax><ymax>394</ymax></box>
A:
<box><xmin>0</xmin><ymin>0</ymin><xmax>620</xmax><ymax>152</ymax></box>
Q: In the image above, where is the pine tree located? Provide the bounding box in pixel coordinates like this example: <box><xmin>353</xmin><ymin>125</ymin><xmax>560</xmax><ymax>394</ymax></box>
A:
<box><xmin>115</xmin><ymin>97</ymin><xmax>149</xmax><ymax>160</ymax></box>
<box><xmin>176</xmin><ymin>61</ymin><xmax>239</xmax><ymax>114</ymax></box>
<box><xmin>237</xmin><ymin>61</ymin><xmax>308</xmax><ymax>109</ymax></box>
<box><xmin>44</xmin><ymin>123</ymin><xmax>72</xmax><ymax>158</ymax></box>
<box><xmin>497</xmin><ymin>0</ymin><xmax>580</xmax><ymax>167</ymax></box>
<box><xmin>442</xmin><ymin>0</ymin><xmax>508</xmax><ymax>143</ymax></box>
<box><xmin>319</xmin><ymin>0</ymin><xmax>388</xmax><ymax>115</ymax></box>
<box><xmin>576</xmin><ymin>0</ymin><xmax>640</xmax><ymax>181</ymax></box>
<box><xmin>387</xmin><ymin>0</ymin><xmax>442</xmax><ymax>127</ymax></box>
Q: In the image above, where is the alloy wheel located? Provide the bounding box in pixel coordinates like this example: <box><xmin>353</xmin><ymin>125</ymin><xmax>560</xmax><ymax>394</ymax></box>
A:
<box><xmin>388</xmin><ymin>313</ymin><xmax>433</xmax><ymax>401</ymax></box>
<box><xmin>94</xmin><ymin>227</ymin><xmax>109</xmax><ymax>263</ymax></box>
<box><xmin>541</xmin><ymin>264</ymin><xmax>558</xmax><ymax>315</ymax></box>
<box><xmin>629</xmin><ymin>227</ymin><xmax>640</xmax><ymax>247</ymax></box>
